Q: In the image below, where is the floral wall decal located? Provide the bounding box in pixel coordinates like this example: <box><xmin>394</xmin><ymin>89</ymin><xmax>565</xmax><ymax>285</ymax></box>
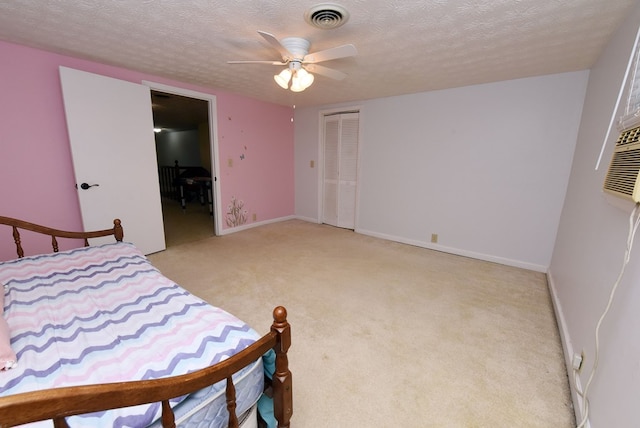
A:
<box><xmin>225</xmin><ymin>196</ymin><xmax>247</xmax><ymax>227</ymax></box>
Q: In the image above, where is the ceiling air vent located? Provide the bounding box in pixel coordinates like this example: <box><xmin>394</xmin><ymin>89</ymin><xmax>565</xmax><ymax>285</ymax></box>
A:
<box><xmin>305</xmin><ymin>4</ymin><xmax>350</xmax><ymax>30</ymax></box>
<box><xmin>603</xmin><ymin>126</ymin><xmax>640</xmax><ymax>202</ymax></box>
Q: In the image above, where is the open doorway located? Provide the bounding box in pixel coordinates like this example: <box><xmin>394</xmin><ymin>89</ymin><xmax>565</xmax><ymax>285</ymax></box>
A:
<box><xmin>150</xmin><ymin>90</ymin><xmax>215</xmax><ymax>247</ymax></box>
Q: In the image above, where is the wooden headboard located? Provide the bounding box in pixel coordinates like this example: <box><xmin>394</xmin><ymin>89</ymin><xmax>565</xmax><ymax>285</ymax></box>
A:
<box><xmin>0</xmin><ymin>216</ymin><xmax>123</xmax><ymax>258</ymax></box>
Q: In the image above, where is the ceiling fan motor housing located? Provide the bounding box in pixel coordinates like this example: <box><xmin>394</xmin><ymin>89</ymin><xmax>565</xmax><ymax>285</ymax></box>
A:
<box><xmin>280</xmin><ymin>37</ymin><xmax>311</xmax><ymax>60</ymax></box>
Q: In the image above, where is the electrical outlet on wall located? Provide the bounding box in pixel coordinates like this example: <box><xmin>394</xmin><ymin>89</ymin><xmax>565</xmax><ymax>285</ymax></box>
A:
<box><xmin>431</xmin><ymin>234</ymin><xmax>438</xmax><ymax>243</ymax></box>
<box><xmin>572</xmin><ymin>351</ymin><xmax>585</xmax><ymax>372</ymax></box>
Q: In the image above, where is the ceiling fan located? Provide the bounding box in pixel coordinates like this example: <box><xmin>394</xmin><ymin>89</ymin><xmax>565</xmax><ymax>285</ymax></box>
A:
<box><xmin>228</xmin><ymin>31</ymin><xmax>357</xmax><ymax>92</ymax></box>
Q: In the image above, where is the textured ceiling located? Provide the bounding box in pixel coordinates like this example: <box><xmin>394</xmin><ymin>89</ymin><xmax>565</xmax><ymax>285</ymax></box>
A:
<box><xmin>0</xmin><ymin>0</ymin><xmax>637</xmax><ymax>108</ymax></box>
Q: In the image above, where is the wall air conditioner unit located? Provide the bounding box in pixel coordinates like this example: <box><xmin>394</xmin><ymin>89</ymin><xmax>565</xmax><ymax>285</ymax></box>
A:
<box><xmin>603</xmin><ymin>125</ymin><xmax>640</xmax><ymax>202</ymax></box>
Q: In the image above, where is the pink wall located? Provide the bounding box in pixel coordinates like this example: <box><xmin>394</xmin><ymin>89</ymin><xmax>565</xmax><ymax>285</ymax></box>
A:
<box><xmin>217</xmin><ymin>94</ymin><xmax>294</xmax><ymax>226</ymax></box>
<box><xmin>0</xmin><ymin>40</ymin><xmax>294</xmax><ymax>260</ymax></box>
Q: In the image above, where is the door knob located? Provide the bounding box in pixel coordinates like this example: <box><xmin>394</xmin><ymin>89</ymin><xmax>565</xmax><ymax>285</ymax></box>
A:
<box><xmin>79</xmin><ymin>182</ymin><xmax>99</xmax><ymax>190</ymax></box>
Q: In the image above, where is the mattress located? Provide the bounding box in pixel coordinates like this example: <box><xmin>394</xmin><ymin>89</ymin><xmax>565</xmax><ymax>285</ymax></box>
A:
<box><xmin>162</xmin><ymin>359</ymin><xmax>263</xmax><ymax>428</ymax></box>
<box><xmin>0</xmin><ymin>242</ymin><xmax>263</xmax><ymax>427</ymax></box>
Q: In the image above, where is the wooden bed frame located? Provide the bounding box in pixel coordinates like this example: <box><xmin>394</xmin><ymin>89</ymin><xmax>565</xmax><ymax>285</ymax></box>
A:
<box><xmin>0</xmin><ymin>216</ymin><xmax>292</xmax><ymax>428</ymax></box>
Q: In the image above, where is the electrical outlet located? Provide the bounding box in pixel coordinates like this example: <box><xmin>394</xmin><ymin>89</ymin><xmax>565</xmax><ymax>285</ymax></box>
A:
<box><xmin>252</xmin><ymin>213</ymin><xmax>257</xmax><ymax>221</ymax></box>
<box><xmin>310</xmin><ymin>160</ymin><xmax>315</xmax><ymax>168</ymax></box>
<box><xmin>572</xmin><ymin>351</ymin><xmax>585</xmax><ymax>372</ymax></box>
<box><xmin>227</xmin><ymin>158</ymin><xmax>233</xmax><ymax>167</ymax></box>
<box><xmin>431</xmin><ymin>233</ymin><xmax>438</xmax><ymax>243</ymax></box>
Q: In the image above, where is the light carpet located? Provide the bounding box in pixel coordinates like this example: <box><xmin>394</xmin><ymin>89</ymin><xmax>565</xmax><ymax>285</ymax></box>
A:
<box><xmin>148</xmin><ymin>219</ymin><xmax>574</xmax><ymax>427</ymax></box>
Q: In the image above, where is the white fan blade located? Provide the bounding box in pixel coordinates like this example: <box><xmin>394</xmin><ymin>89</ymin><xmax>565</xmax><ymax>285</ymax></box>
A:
<box><xmin>304</xmin><ymin>64</ymin><xmax>347</xmax><ymax>80</ymax></box>
<box><xmin>258</xmin><ymin>30</ymin><xmax>293</xmax><ymax>61</ymax></box>
<box><xmin>227</xmin><ymin>60</ymin><xmax>287</xmax><ymax>65</ymax></box>
<box><xmin>303</xmin><ymin>44</ymin><xmax>357</xmax><ymax>64</ymax></box>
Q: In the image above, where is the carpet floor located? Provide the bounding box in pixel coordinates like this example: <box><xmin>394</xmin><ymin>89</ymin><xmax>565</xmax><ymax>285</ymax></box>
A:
<box><xmin>148</xmin><ymin>219</ymin><xmax>574</xmax><ymax>427</ymax></box>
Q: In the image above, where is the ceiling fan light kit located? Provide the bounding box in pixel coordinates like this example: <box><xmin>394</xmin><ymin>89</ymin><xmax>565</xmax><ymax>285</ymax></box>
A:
<box><xmin>274</xmin><ymin>59</ymin><xmax>315</xmax><ymax>92</ymax></box>
<box><xmin>290</xmin><ymin>68</ymin><xmax>315</xmax><ymax>92</ymax></box>
<box><xmin>274</xmin><ymin>69</ymin><xmax>293</xmax><ymax>89</ymax></box>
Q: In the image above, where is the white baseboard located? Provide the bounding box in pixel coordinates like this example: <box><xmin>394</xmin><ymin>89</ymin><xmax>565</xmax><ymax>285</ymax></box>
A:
<box><xmin>282</xmin><ymin>219</ymin><xmax>547</xmax><ymax>271</ymax></box>
<box><xmin>356</xmin><ymin>227</ymin><xmax>547</xmax><ymax>272</ymax></box>
<box><xmin>294</xmin><ymin>215</ymin><xmax>320</xmax><ymax>224</ymax></box>
<box><xmin>217</xmin><ymin>215</ymin><xmax>296</xmax><ymax>235</ymax></box>
<box><xmin>546</xmin><ymin>269</ymin><xmax>589</xmax><ymax>427</ymax></box>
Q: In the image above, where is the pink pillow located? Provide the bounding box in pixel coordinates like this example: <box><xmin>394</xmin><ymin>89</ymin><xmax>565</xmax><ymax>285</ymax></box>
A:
<box><xmin>0</xmin><ymin>287</ymin><xmax>17</xmax><ymax>370</ymax></box>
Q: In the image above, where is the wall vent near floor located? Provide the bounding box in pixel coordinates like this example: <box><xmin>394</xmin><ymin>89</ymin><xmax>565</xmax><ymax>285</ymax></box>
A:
<box><xmin>603</xmin><ymin>125</ymin><xmax>640</xmax><ymax>202</ymax></box>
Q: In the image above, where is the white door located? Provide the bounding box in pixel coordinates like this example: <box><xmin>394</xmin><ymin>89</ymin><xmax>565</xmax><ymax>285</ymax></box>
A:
<box><xmin>322</xmin><ymin>112</ymin><xmax>360</xmax><ymax>229</ymax></box>
<box><xmin>59</xmin><ymin>67</ymin><xmax>166</xmax><ymax>254</ymax></box>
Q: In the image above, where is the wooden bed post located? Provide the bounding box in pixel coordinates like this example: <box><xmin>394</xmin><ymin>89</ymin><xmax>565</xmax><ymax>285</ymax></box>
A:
<box><xmin>11</xmin><ymin>226</ymin><xmax>24</xmax><ymax>258</ymax></box>
<box><xmin>113</xmin><ymin>219</ymin><xmax>124</xmax><ymax>242</ymax></box>
<box><xmin>271</xmin><ymin>306</ymin><xmax>292</xmax><ymax>428</ymax></box>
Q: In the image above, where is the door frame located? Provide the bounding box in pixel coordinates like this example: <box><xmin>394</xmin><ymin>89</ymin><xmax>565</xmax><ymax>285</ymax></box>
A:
<box><xmin>142</xmin><ymin>81</ymin><xmax>222</xmax><ymax>236</ymax></box>
<box><xmin>317</xmin><ymin>106</ymin><xmax>362</xmax><ymax>229</ymax></box>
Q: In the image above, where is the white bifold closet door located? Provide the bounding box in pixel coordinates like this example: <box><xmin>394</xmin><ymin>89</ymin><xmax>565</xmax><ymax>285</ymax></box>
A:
<box><xmin>322</xmin><ymin>112</ymin><xmax>360</xmax><ymax>229</ymax></box>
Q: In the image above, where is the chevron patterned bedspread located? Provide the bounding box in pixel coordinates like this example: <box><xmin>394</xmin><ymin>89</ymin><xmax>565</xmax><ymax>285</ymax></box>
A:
<box><xmin>0</xmin><ymin>242</ymin><xmax>262</xmax><ymax>427</ymax></box>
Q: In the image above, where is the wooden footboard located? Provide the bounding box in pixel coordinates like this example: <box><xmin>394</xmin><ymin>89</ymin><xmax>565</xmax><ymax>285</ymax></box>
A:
<box><xmin>0</xmin><ymin>216</ymin><xmax>123</xmax><ymax>258</ymax></box>
<box><xmin>0</xmin><ymin>306</ymin><xmax>292</xmax><ymax>428</ymax></box>
<box><xmin>0</xmin><ymin>217</ymin><xmax>293</xmax><ymax>427</ymax></box>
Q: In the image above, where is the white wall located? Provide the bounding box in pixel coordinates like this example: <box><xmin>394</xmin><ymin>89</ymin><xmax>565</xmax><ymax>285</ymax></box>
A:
<box><xmin>549</xmin><ymin>3</ymin><xmax>640</xmax><ymax>426</ymax></box>
<box><xmin>295</xmin><ymin>72</ymin><xmax>588</xmax><ymax>271</ymax></box>
<box><xmin>155</xmin><ymin>129</ymin><xmax>201</xmax><ymax>167</ymax></box>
